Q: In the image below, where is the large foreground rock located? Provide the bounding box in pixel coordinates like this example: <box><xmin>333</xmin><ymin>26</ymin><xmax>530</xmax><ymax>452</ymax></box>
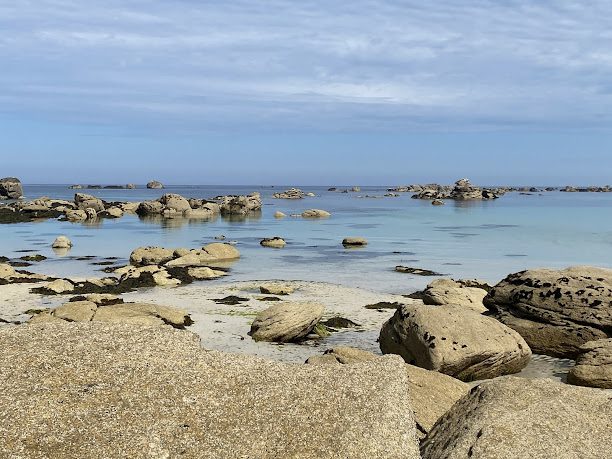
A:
<box><xmin>250</xmin><ymin>302</ymin><xmax>324</xmax><ymax>342</ymax></box>
<box><xmin>380</xmin><ymin>304</ymin><xmax>531</xmax><ymax>381</ymax></box>
<box><xmin>0</xmin><ymin>177</ymin><xmax>23</xmax><ymax>199</ymax></box>
<box><xmin>307</xmin><ymin>347</ymin><xmax>469</xmax><ymax>438</ymax></box>
<box><xmin>421</xmin><ymin>377</ymin><xmax>612</xmax><ymax>459</ymax></box>
<box><xmin>567</xmin><ymin>338</ymin><xmax>612</xmax><ymax>389</ymax></box>
<box><xmin>0</xmin><ymin>323</ymin><xmax>420</xmax><ymax>459</ymax></box>
<box><xmin>484</xmin><ymin>266</ymin><xmax>612</xmax><ymax>358</ymax></box>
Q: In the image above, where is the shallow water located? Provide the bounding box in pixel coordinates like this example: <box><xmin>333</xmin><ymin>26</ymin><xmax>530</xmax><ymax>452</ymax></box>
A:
<box><xmin>2</xmin><ymin>184</ymin><xmax>612</xmax><ymax>294</ymax></box>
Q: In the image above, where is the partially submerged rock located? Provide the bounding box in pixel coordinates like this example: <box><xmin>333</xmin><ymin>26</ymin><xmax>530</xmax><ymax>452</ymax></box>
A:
<box><xmin>301</xmin><ymin>209</ymin><xmax>331</xmax><ymax>218</ymax></box>
<box><xmin>52</xmin><ymin>235</ymin><xmax>72</xmax><ymax>249</ymax></box>
<box><xmin>343</xmin><ymin>237</ymin><xmax>368</xmax><ymax>247</ymax></box>
<box><xmin>567</xmin><ymin>338</ymin><xmax>612</xmax><ymax>389</ymax></box>
<box><xmin>380</xmin><ymin>303</ymin><xmax>531</xmax><ymax>381</ymax></box>
<box><xmin>396</xmin><ymin>266</ymin><xmax>442</xmax><ymax>276</ymax></box>
<box><xmin>272</xmin><ymin>188</ymin><xmax>306</xmax><ymax>199</ymax></box>
<box><xmin>0</xmin><ymin>323</ymin><xmax>420</xmax><ymax>459</ymax></box>
<box><xmin>250</xmin><ymin>302</ymin><xmax>325</xmax><ymax>342</ymax></box>
<box><xmin>421</xmin><ymin>377</ymin><xmax>612</xmax><ymax>459</ymax></box>
<box><xmin>260</xmin><ymin>237</ymin><xmax>286</xmax><ymax>248</ymax></box>
<box><xmin>484</xmin><ymin>266</ymin><xmax>612</xmax><ymax>358</ymax></box>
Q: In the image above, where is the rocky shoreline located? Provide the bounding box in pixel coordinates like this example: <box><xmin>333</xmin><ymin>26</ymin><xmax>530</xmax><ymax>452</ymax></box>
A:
<box><xmin>0</xmin><ymin>177</ymin><xmax>611</xmax><ymax>458</ymax></box>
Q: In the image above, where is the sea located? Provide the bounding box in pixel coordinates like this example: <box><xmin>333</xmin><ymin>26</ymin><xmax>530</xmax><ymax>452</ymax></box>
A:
<box><xmin>2</xmin><ymin>184</ymin><xmax>612</xmax><ymax>294</ymax></box>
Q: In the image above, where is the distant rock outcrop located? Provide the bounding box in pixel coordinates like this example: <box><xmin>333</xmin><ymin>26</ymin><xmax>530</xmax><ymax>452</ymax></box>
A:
<box><xmin>0</xmin><ymin>177</ymin><xmax>23</xmax><ymax>199</ymax></box>
<box><xmin>146</xmin><ymin>180</ymin><xmax>164</xmax><ymax>189</ymax></box>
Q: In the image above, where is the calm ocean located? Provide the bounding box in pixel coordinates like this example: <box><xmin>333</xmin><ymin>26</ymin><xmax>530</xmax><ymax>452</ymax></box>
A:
<box><xmin>2</xmin><ymin>184</ymin><xmax>612</xmax><ymax>294</ymax></box>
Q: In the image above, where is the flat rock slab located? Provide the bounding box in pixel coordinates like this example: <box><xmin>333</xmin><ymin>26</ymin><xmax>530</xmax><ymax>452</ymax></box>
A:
<box><xmin>0</xmin><ymin>323</ymin><xmax>419</xmax><ymax>459</ymax></box>
<box><xmin>421</xmin><ymin>376</ymin><xmax>612</xmax><ymax>459</ymax></box>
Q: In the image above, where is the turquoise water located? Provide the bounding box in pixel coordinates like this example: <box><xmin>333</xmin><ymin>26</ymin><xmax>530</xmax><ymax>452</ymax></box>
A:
<box><xmin>2</xmin><ymin>184</ymin><xmax>612</xmax><ymax>293</ymax></box>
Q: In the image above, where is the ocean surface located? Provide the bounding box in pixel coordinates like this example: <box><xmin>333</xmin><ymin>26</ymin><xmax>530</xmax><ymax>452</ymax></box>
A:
<box><xmin>2</xmin><ymin>184</ymin><xmax>612</xmax><ymax>294</ymax></box>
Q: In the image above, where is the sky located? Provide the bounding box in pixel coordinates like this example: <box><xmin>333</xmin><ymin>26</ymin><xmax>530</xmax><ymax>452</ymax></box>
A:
<box><xmin>1</xmin><ymin>0</ymin><xmax>611</xmax><ymax>185</ymax></box>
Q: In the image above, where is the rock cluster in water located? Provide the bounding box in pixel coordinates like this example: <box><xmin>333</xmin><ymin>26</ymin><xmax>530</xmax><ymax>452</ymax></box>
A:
<box><xmin>0</xmin><ymin>191</ymin><xmax>262</xmax><ymax>224</ymax></box>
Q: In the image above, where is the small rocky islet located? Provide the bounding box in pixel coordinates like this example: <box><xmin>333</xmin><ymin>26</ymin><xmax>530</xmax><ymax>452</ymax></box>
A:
<box><xmin>1</xmin><ymin>177</ymin><xmax>611</xmax><ymax>458</ymax></box>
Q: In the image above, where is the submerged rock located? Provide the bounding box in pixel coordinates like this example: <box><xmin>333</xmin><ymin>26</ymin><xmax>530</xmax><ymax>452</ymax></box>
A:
<box><xmin>484</xmin><ymin>266</ymin><xmax>612</xmax><ymax>358</ymax></box>
<box><xmin>421</xmin><ymin>377</ymin><xmax>612</xmax><ymax>459</ymax></box>
<box><xmin>250</xmin><ymin>302</ymin><xmax>325</xmax><ymax>342</ymax></box>
<box><xmin>567</xmin><ymin>338</ymin><xmax>612</xmax><ymax>389</ymax></box>
<box><xmin>380</xmin><ymin>303</ymin><xmax>531</xmax><ymax>381</ymax></box>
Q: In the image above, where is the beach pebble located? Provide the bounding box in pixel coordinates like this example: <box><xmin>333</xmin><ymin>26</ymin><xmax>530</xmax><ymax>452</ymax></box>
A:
<box><xmin>274</xmin><ymin>211</ymin><xmax>287</xmax><ymax>218</ymax></box>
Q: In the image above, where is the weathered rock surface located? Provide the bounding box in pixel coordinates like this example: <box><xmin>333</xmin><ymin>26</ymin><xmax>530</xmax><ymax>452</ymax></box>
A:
<box><xmin>302</xmin><ymin>209</ymin><xmax>331</xmax><ymax>218</ymax></box>
<box><xmin>0</xmin><ymin>323</ymin><xmax>420</xmax><ymax>459</ymax></box>
<box><xmin>306</xmin><ymin>347</ymin><xmax>469</xmax><ymax>438</ymax></box>
<box><xmin>413</xmin><ymin>278</ymin><xmax>488</xmax><ymax>313</ymax></box>
<box><xmin>380</xmin><ymin>303</ymin><xmax>531</xmax><ymax>381</ymax></box>
<box><xmin>260</xmin><ymin>237</ymin><xmax>286</xmax><ymax>248</ymax></box>
<box><xmin>250</xmin><ymin>302</ymin><xmax>325</xmax><ymax>342</ymax></box>
<box><xmin>567</xmin><ymin>338</ymin><xmax>612</xmax><ymax>389</ymax></box>
<box><xmin>484</xmin><ymin>266</ymin><xmax>612</xmax><ymax>358</ymax></box>
<box><xmin>0</xmin><ymin>177</ymin><xmax>23</xmax><ymax>199</ymax></box>
<box><xmin>421</xmin><ymin>377</ymin><xmax>612</xmax><ymax>459</ymax></box>
<box><xmin>52</xmin><ymin>235</ymin><xmax>72</xmax><ymax>249</ymax></box>
<box><xmin>274</xmin><ymin>211</ymin><xmax>287</xmax><ymax>218</ymax></box>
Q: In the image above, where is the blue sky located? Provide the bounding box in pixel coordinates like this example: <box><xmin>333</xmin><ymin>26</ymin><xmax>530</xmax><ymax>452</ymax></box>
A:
<box><xmin>1</xmin><ymin>0</ymin><xmax>611</xmax><ymax>185</ymax></box>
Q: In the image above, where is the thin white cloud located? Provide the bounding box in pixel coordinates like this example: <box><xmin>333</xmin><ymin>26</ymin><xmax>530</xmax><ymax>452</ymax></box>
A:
<box><xmin>1</xmin><ymin>0</ymin><xmax>611</xmax><ymax>131</ymax></box>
